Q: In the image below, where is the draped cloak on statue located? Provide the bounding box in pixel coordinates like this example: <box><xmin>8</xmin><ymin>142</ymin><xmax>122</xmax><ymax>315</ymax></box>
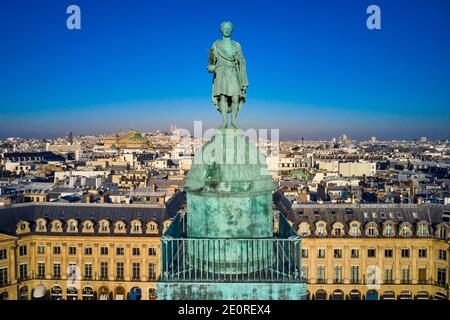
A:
<box><xmin>209</xmin><ymin>40</ymin><xmax>248</xmax><ymax>112</ymax></box>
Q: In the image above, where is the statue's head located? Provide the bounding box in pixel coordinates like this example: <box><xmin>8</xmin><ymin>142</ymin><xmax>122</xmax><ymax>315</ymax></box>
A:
<box><xmin>220</xmin><ymin>21</ymin><xmax>233</xmax><ymax>37</ymax></box>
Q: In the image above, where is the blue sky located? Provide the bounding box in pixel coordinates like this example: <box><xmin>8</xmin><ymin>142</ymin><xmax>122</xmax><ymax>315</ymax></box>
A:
<box><xmin>0</xmin><ymin>0</ymin><xmax>449</xmax><ymax>140</ymax></box>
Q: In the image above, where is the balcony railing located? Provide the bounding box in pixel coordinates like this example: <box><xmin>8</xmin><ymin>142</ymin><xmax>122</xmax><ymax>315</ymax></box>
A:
<box><xmin>160</xmin><ymin>213</ymin><xmax>305</xmax><ymax>284</ymax></box>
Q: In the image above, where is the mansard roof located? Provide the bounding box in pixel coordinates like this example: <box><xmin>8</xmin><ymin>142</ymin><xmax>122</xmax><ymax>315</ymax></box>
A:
<box><xmin>273</xmin><ymin>190</ymin><xmax>450</xmax><ymax>235</ymax></box>
<box><xmin>0</xmin><ymin>191</ymin><xmax>185</xmax><ymax>236</ymax></box>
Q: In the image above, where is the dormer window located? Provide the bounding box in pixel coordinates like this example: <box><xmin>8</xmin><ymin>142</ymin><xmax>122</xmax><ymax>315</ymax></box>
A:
<box><xmin>316</xmin><ymin>222</ymin><xmax>327</xmax><ymax>236</ymax></box>
<box><xmin>37</xmin><ymin>221</ymin><xmax>46</xmax><ymax>232</ymax></box>
<box><xmin>400</xmin><ymin>224</ymin><xmax>412</xmax><ymax>237</ymax></box>
<box><xmin>146</xmin><ymin>221</ymin><xmax>158</xmax><ymax>234</ymax></box>
<box><xmin>67</xmin><ymin>221</ymin><xmax>77</xmax><ymax>232</ymax></box>
<box><xmin>418</xmin><ymin>223</ymin><xmax>428</xmax><ymax>237</ymax></box>
<box><xmin>86</xmin><ymin>224</ymin><xmax>92</xmax><ymax>230</ymax></box>
<box><xmin>133</xmin><ymin>224</ymin><xmax>140</xmax><ymax>233</ymax></box>
<box><xmin>438</xmin><ymin>226</ymin><xmax>447</xmax><ymax>239</ymax></box>
<box><xmin>118</xmin><ymin>224</ymin><xmax>124</xmax><ymax>231</ymax></box>
<box><xmin>384</xmin><ymin>223</ymin><xmax>394</xmax><ymax>237</ymax></box>
<box><xmin>298</xmin><ymin>223</ymin><xmax>310</xmax><ymax>237</ymax></box>
<box><xmin>366</xmin><ymin>224</ymin><xmax>378</xmax><ymax>237</ymax></box>
<box><xmin>350</xmin><ymin>223</ymin><xmax>360</xmax><ymax>237</ymax></box>
<box><xmin>98</xmin><ymin>220</ymin><xmax>110</xmax><ymax>233</ymax></box>
<box><xmin>332</xmin><ymin>223</ymin><xmax>344</xmax><ymax>237</ymax></box>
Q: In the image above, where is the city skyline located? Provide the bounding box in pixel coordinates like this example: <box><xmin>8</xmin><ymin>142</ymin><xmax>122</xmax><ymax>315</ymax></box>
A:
<box><xmin>1</xmin><ymin>0</ymin><xmax>450</xmax><ymax>140</ymax></box>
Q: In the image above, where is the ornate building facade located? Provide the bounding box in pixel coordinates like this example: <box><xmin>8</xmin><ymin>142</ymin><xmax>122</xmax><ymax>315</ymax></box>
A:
<box><xmin>0</xmin><ymin>191</ymin><xmax>449</xmax><ymax>300</ymax></box>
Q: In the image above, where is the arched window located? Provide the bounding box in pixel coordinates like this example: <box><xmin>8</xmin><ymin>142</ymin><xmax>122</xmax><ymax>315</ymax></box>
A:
<box><xmin>36</xmin><ymin>219</ymin><xmax>46</xmax><ymax>232</ymax></box>
<box><xmin>50</xmin><ymin>220</ymin><xmax>63</xmax><ymax>233</ymax></box>
<box><xmin>298</xmin><ymin>223</ymin><xmax>310</xmax><ymax>236</ymax></box>
<box><xmin>383</xmin><ymin>222</ymin><xmax>395</xmax><ymax>237</ymax></box>
<box><xmin>146</xmin><ymin>221</ymin><xmax>159</xmax><ymax>234</ymax></box>
<box><xmin>350</xmin><ymin>222</ymin><xmax>360</xmax><ymax>237</ymax></box>
<box><xmin>82</xmin><ymin>220</ymin><xmax>94</xmax><ymax>233</ymax></box>
<box><xmin>316</xmin><ymin>222</ymin><xmax>327</xmax><ymax>236</ymax></box>
<box><xmin>366</xmin><ymin>223</ymin><xmax>378</xmax><ymax>237</ymax></box>
<box><xmin>399</xmin><ymin>224</ymin><xmax>412</xmax><ymax>237</ymax></box>
<box><xmin>437</xmin><ymin>225</ymin><xmax>447</xmax><ymax>239</ymax></box>
<box><xmin>98</xmin><ymin>220</ymin><xmax>110</xmax><ymax>233</ymax></box>
<box><xmin>67</xmin><ymin>219</ymin><xmax>78</xmax><ymax>233</ymax></box>
<box><xmin>332</xmin><ymin>223</ymin><xmax>344</xmax><ymax>237</ymax></box>
<box><xmin>130</xmin><ymin>220</ymin><xmax>142</xmax><ymax>234</ymax></box>
<box><xmin>417</xmin><ymin>222</ymin><xmax>428</xmax><ymax>237</ymax></box>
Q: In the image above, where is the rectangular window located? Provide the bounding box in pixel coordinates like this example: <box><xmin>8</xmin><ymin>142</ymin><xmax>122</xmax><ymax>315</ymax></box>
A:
<box><xmin>384</xmin><ymin>267</ymin><xmax>393</xmax><ymax>283</ymax></box>
<box><xmin>317</xmin><ymin>249</ymin><xmax>325</xmax><ymax>259</ymax></box>
<box><xmin>100</xmin><ymin>247</ymin><xmax>109</xmax><ymax>255</ymax></box>
<box><xmin>37</xmin><ymin>245</ymin><xmax>45</xmax><ymax>255</ymax></box>
<box><xmin>301</xmin><ymin>266</ymin><xmax>309</xmax><ymax>280</ymax></box>
<box><xmin>333</xmin><ymin>266</ymin><xmax>342</xmax><ymax>283</ymax></box>
<box><xmin>116</xmin><ymin>247</ymin><xmax>124</xmax><ymax>256</ymax></box>
<box><xmin>384</xmin><ymin>248</ymin><xmax>393</xmax><ymax>258</ymax></box>
<box><xmin>367</xmin><ymin>248</ymin><xmax>376</xmax><ymax>258</ymax></box>
<box><xmin>438</xmin><ymin>249</ymin><xmax>447</xmax><ymax>261</ymax></box>
<box><xmin>132</xmin><ymin>262</ymin><xmax>140</xmax><ymax>280</ymax></box>
<box><xmin>333</xmin><ymin>249</ymin><xmax>342</xmax><ymax>259</ymax></box>
<box><xmin>84</xmin><ymin>263</ymin><xmax>92</xmax><ymax>279</ymax></box>
<box><xmin>53</xmin><ymin>263</ymin><xmax>61</xmax><ymax>278</ymax></box>
<box><xmin>148</xmin><ymin>247</ymin><xmax>157</xmax><ymax>256</ymax></box>
<box><xmin>68</xmin><ymin>246</ymin><xmax>76</xmax><ymax>255</ymax></box>
<box><xmin>38</xmin><ymin>262</ymin><xmax>45</xmax><ymax>278</ymax></box>
<box><xmin>0</xmin><ymin>249</ymin><xmax>8</xmax><ymax>260</ymax></box>
<box><xmin>401</xmin><ymin>267</ymin><xmax>410</xmax><ymax>283</ymax></box>
<box><xmin>351</xmin><ymin>249</ymin><xmax>359</xmax><ymax>258</ymax></box>
<box><xmin>100</xmin><ymin>262</ymin><xmax>108</xmax><ymax>279</ymax></box>
<box><xmin>0</xmin><ymin>267</ymin><xmax>8</xmax><ymax>285</ymax></box>
<box><xmin>132</xmin><ymin>247</ymin><xmax>140</xmax><ymax>256</ymax></box>
<box><xmin>301</xmin><ymin>248</ymin><xmax>308</xmax><ymax>258</ymax></box>
<box><xmin>401</xmin><ymin>249</ymin><xmax>410</xmax><ymax>258</ymax></box>
<box><xmin>84</xmin><ymin>247</ymin><xmax>92</xmax><ymax>255</ymax></box>
<box><xmin>418</xmin><ymin>249</ymin><xmax>427</xmax><ymax>258</ymax></box>
<box><xmin>437</xmin><ymin>268</ymin><xmax>446</xmax><ymax>287</ymax></box>
<box><xmin>418</xmin><ymin>268</ymin><xmax>427</xmax><ymax>283</ymax></box>
<box><xmin>19</xmin><ymin>245</ymin><xmax>27</xmax><ymax>256</ymax></box>
<box><xmin>148</xmin><ymin>263</ymin><xmax>157</xmax><ymax>280</ymax></box>
<box><xmin>317</xmin><ymin>266</ymin><xmax>326</xmax><ymax>283</ymax></box>
<box><xmin>351</xmin><ymin>266</ymin><xmax>359</xmax><ymax>283</ymax></box>
<box><xmin>19</xmin><ymin>263</ymin><xmax>28</xmax><ymax>280</ymax></box>
<box><xmin>116</xmin><ymin>262</ymin><xmax>124</xmax><ymax>280</ymax></box>
<box><xmin>53</xmin><ymin>246</ymin><xmax>61</xmax><ymax>255</ymax></box>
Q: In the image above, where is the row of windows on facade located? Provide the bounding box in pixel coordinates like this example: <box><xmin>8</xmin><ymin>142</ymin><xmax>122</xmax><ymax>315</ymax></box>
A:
<box><xmin>300</xmin><ymin>265</ymin><xmax>447</xmax><ymax>286</ymax></box>
<box><xmin>8</xmin><ymin>286</ymin><xmax>157</xmax><ymax>301</ymax></box>
<box><xmin>16</xmin><ymin>218</ymin><xmax>170</xmax><ymax>234</ymax></box>
<box><xmin>297</xmin><ymin>221</ymin><xmax>448</xmax><ymax>238</ymax></box>
<box><xmin>0</xmin><ymin>245</ymin><xmax>158</xmax><ymax>259</ymax></box>
<box><xmin>301</xmin><ymin>247</ymin><xmax>448</xmax><ymax>260</ymax></box>
<box><xmin>0</xmin><ymin>261</ymin><xmax>158</xmax><ymax>285</ymax></box>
